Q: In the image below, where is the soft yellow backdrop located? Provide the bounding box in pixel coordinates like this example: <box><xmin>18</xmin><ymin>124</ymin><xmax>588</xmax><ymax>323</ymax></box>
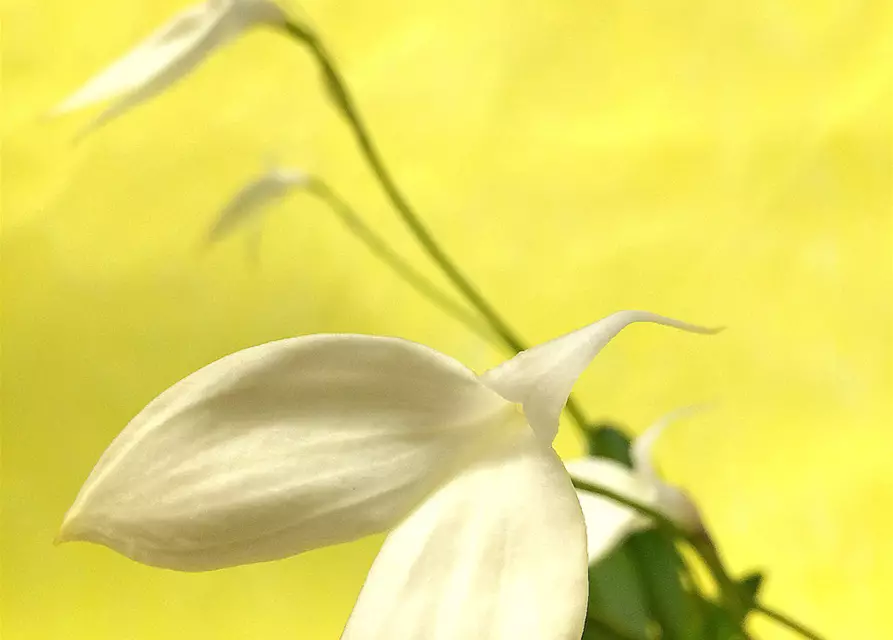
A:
<box><xmin>2</xmin><ymin>0</ymin><xmax>891</xmax><ymax>638</ymax></box>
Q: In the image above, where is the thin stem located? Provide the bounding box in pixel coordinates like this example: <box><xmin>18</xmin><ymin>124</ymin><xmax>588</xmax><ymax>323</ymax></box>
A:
<box><xmin>307</xmin><ymin>180</ymin><xmax>499</xmax><ymax>344</ymax></box>
<box><xmin>283</xmin><ymin>22</ymin><xmax>527</xmax><ymax>351</ymax></box>
<box><xmin>689</xmin><ymin>532</ymin><xmax>747</xmax><ymax>620</ymax></box>
<box><xmin>570</xmin><ymin>477</ymin><xmax>682</xmax><ymax>533</ymax></box>
<box><xmin>280</xmin><ymin>21</ymin><xmax>591</xmax><ymax>429</ymax></box>
<box><xmin>754</xmin><ymin>604</ymin><xmax>825</xmax><ymax>640</ymax></box>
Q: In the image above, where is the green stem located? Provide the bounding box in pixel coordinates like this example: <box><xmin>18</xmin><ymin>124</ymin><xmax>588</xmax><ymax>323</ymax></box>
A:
<box><xmin>754</xmin><ymin>604</ymin><xmax>825</xmax><ymax>640</ymax></box>
<box><xmin>279</xmin><ymin>21</ymin><xmax>594</xmax><ymax>428</ymax></box>
<box><xmin>307</xmin><ymin>179</ymin><xmax>498</xmax><ymax>344</ymax></box>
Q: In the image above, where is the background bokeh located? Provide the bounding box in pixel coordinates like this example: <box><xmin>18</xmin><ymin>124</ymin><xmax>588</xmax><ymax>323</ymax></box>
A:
<box><xmin>2</xmin><ymin>0</ymin><xmax>891</xmax><ymax>638</ymax></box>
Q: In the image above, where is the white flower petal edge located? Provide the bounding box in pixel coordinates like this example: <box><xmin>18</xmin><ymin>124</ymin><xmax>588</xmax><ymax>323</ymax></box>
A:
<box><xmin>566</xmin><ymin>458</ymin><xmax>653</xmax><ymax>564</ymax></box>
<box><xmin>58</xmin><ymin>334</ymin><xmax>511</xmax><ymax>571</ymax></box>
<box><xmin>342</xmin><ymin>425</ymin><xmax>588</xmax><ymax>640</ymax></box>
<box><xmin>53</xmin><ymin>0</ymin><xmax>286</xmax><ymax>132</ymax></box>
<box><xmin>566</xmin><ymin>409</ymin><xmax>705</xmax><ymax>564</ymax></box>
<box><xmin>480</xmin><ymin>311</ymin><xmax>720</xmax><ymax>443</ymax></box>
<box><xmin>206</xmin><ymin>167</ymin><xmax>309</xmax><ymax>243</ymax></box>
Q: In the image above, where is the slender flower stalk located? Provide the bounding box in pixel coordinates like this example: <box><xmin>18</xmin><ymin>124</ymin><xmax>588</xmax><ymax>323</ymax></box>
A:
<box><xmin>755</xmin><ymin>604</ymin><xmax>825</xmax><ymax>640</ymax></box>
<box><xmin>205</xmin><ymin>166</ymin><xmax>496</xmax><ymax>342</ymax></box>
<box><xmin>58</xmin><ymin>311</ymin><xmax>715</xmax><ymax>639</ymax></box>
<box><xmin>307</xmin><ymin>181</ymin><xmax>498</xmax><ymax>343</ymax></box>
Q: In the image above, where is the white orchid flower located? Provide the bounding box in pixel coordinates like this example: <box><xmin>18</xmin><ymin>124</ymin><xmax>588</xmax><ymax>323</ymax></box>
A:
<box><xmin>566</xmin><ymin>408</ymin><xmax>705</xmax><ymax>565</ymax></box>
<box><xmin>58</xmin><ymin>311</ymin><xmax>716</xmax><ymax>639</ymax></box>
<box><xmin>53</xmin><ymin>0</ymin><xmax>286</xmax><ymax>131</ymax></box>
<box><xmin>206</xmin><ymin>166</ymin><xmax>310</xmax><ymax>244</ymax></box>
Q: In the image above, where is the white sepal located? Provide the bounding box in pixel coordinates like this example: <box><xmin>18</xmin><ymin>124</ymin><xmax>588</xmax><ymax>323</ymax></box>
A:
<box><xmin>481</xmin><ymin>311</ymin><xmax>719</xmax><ymax>443</ymax></box>
<box><xmin>58</xmin><ymin>334</ymin><xmax>510</xmax><ymax>571</ymax></box>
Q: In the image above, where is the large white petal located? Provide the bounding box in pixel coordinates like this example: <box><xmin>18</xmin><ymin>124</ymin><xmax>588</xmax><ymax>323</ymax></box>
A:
<box><xmin>480</xmin><ymin>311</ymin><xmax>719</xmax><ymax>442</ymax></box>
<box><xmin>206</xmin><ymin>167</ymin><xmax>309</xmax><ymax>243</ymax></box>
<box><xmin>342</xmin><ymin>426</ymin><xmax>588</xmax><ymax>640</ymax></box>
<box><xmin>54</xmin><ymin>0</ymin><xmax>286</xmax><ymax>131</ymax></box>
<box><xmin>58</xmin><ymin>334</ymin><xmax>511</xmax><ymax>571</ymax></box>
<box><xmin>565</xmin><ymin>458</ymin><xmax>654</xmax><ymax>564</ymax></box>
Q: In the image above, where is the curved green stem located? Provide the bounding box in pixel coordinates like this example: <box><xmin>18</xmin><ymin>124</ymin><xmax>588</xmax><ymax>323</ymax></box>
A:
<box><xmin>277</xmin><ymin>21</ymin><xmax>595</xmax><ymax>428</ymax></box>
<box><xmin>307</xmin><ymin>179</ymin><xmax>497</xmax><ymax>344</ymax></box>
<box><xmin>754</xmin><ymin>603</ymin><xmax>825</xmax><ymax>640</ymax></box>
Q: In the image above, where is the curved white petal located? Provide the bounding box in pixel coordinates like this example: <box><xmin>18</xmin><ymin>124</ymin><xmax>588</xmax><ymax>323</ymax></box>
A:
<box><xmin>343</xmin><ymin>426</ymin><xmax>588</xmax><ymax>640</ymax></box>
<box><xmin>565</xmin><ymin>458</ymin><xmax>654</xmax><ymax>563</ymax></box>
<box><xmin>59</xmin><ymin>334</ymin><xmax>511</xmax><ymax>571</ymax></box>
<box><xmin>206</xmin><ymin>167</ymin><xmax>309</xmax><ymax>243</ymax></box>
<box><xmin>54</xmin><ymin>0</ymin><xmax>286</xmax><ymax>130</ymax></box>
<box><xmin>480</xmin><ymin>311</ymin><xmax>720</xmax><ymax>442</ymax></box>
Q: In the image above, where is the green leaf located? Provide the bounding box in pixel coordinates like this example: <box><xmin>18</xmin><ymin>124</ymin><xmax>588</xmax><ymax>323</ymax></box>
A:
<box><xmin>627</xmin><ymin>529</ymin><xmax>704</xmax><ymax>640</ymax></box>
<box><xmin>737</xmin><ymin>571</ymin><xmax>765</xmax><ymax>610</ymax></box>
<box><xmin>697</xmin><ymin>572</ymin><xmax>766</xmax><ymax>638</ymax></box>
<box><xmin>584</xmin><ymin>424</ymin><xmax>633</xmax><ymax>463</ymax></box>
<box><xmin>586</xmin><ymin>541</ymin><xmax>652</xmax><ymax>639</ymax></box>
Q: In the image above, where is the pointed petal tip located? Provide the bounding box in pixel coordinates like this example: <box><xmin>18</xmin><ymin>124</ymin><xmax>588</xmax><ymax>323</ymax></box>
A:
<box><xmin>54</xmin><ymin>516</ymin><xmax>80</xmax><ymax>546</ymax></box>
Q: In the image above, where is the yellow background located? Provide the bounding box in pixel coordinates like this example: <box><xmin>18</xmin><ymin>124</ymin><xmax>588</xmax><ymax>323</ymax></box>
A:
<box><xmin>2</xmin><ymin>0</ymin><xmax>891</xmax><ymax>638</ymax></box>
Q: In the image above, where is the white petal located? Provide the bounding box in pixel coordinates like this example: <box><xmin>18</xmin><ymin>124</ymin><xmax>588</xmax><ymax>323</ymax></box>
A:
<box><xmin>53</xmin><ymin>0</ymin><xmax>285</xmax><ymax>130</ymax></box>
<box><xmin>206</xmin><ymin>167</ymin><xmax>310</xmax><ymax>243</ymax></box>
<box><xmin>480</xmin><ymin>311</ymin><xmax>720</xmax><ymax>442</ymax></box>
<box><xmin>565</xmin><ymin>458</ymin><xmax>654</xmax><ymax>563</ymax></box>
<box><xmin>342</xmin><ymin>426</ymin><xmax>588</xmax><ymax>640</ymax></box>
<box><xmin>58</xmin><ymin>334</ymin><xmax>511</xmax><ymax>571</ymax></box>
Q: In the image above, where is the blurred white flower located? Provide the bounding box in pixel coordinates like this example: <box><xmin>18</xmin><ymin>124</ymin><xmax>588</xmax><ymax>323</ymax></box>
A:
<box><xmin>53</xmin><ymin>0</ymin><xmax>286</xmax><ymax>131</ymax></box>
<box><xmin>59</xmin><ymin>311</ymin><xmax>715</xmax><ymax>639</ymax></box>
<box><xmin>566</xmin><ymin>408</ymin><xmax>705</xmax><ymax>565</ymax></box>
<box><xmin>206</xmin><ymin>165</ymin><xmax>309</xmax><ymax>244</ymax></box>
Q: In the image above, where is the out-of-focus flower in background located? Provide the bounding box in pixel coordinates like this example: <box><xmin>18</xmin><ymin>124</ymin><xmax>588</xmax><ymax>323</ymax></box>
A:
<box><xmin>205</xmin><ymin>164</ymin><xmax>309</xmax><ymax>254</ymax></box>
<box><xmin>52</xmin><ymin>0</ymin><xmax>286</xmax><ymax>132</ymax></box>
<box><xmin>567</xmin><ymin>408</ymin><xmax>705</xmax><ymax>564</ymax></box>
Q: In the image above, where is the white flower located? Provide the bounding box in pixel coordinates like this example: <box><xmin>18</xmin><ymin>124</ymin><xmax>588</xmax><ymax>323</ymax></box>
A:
<box><xmin>58</xmin><ymin>311</ymin><xmax>716</xmax><ymax>639</ymax></box>
<box><xmin>206</xmin><ymin>166</ymin><xmax>309</xmax><ymax>243</ymax></box>
<box><xmin>53</xmin><ymin>0</ymin><xmax>286</xmax><ymax>131</ymax></box>
<box><xmin>566</xmin><ymin>408</ymin><xmax>705</xmax><ymax>565</ymax></box>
